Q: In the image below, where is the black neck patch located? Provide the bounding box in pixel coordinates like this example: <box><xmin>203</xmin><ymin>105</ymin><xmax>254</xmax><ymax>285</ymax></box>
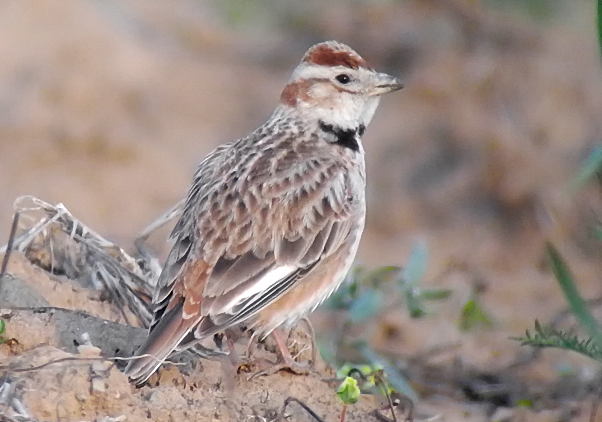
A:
<box><xmin>318</xmin><ymin>121</ymin><xmax>364</xmax><ymax>152</ymax></box>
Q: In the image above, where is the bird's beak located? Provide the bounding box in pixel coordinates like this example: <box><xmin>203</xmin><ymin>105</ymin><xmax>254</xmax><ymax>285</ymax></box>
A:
<box><xmin>368</xmin><ymin>72</ymin><xmax>404</xmax><ymax>97</ymax></box>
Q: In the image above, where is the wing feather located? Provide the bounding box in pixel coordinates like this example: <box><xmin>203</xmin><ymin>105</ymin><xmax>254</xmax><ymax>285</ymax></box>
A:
<box><xmin>141</xmin><ymin>132</ymin><xmax>365</xmax><ymax>362</ymax></box>
<box><xmin>150</xmin><ymin>144</ymin><xmax>231</xmax><ymax>322</ymax></box>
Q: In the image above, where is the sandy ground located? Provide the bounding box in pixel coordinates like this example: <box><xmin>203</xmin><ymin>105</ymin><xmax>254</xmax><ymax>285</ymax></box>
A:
<box><xmin>2</xmin><ymin>0</ymin><xmax>602</xmax><ymax>421</ymax></box>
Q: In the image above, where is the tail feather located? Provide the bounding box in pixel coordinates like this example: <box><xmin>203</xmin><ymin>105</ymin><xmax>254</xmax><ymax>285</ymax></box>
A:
<box><xmin>124</xmin><ymin>303</ymin><xmax>200</xmax><ymax>385</ymax></box>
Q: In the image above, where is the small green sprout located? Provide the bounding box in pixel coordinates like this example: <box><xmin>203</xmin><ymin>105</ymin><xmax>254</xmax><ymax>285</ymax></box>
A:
<box><xmin>336</xmin><ymin>376</ymin><xmax>361</xmax><ymax>405</ymax></box>
<box><xmin>516</xmin><ymin>399</ymin><xmax>533</xmax><ymax>408</ymax></box>
<box><xmin>0</xmin><ymin>320</ymin><xmax>7</xmax><ymax>345</ymax></box>
<box><xmin>459</xmin><ymin>293</ymin><xmax>494</xmax><ymax>331</ymax></box>
<box><xmin>336</xmin><ymin>363</ymin><xmax>397</xmax><ymax>399</ymax></box>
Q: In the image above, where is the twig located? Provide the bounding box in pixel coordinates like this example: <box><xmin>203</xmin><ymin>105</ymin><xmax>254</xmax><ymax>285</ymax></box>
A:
<box><xmin>0</xmin><ymin>415</ymin><xmax>38</xmax><ymax>422</ymax></box>
<box><xmin>0</xmin><ymin>356</ymin><xmax>111</xmax><ymax>374</ymax></box>
<box><xmin>275</xmin><ymin>397</ymin><xmax>324</xmax><ymax>422</ymax></box>
<box><xmin>371</xmin><ymin>389</ymin><xmax>414</xmax><ymax>422</ymax></box>
<box><xmin>2</xmin><ymin>196</ymin><xmax>156</xmax><ymax>326</ymax></box>
<box><xmin>377</xmin><ymin>376</ymin><xmax>399</xmax><ymax>422</ymax></box>
<box><xmin>133</xmin><ymin>199</ymin><xmax>183</xmax><ymax>280</ymax></box>
<box><xmin>0</xmin><ymin>353</ymin><xmax>185</xmax><ymax>375</ymax></box>
<box><xmin>134</xmin><ymin>199</ymin><xmax>183</xmax><ymax>245</ymax></box>
<box><xmin>91</xmin><ymin>264</ymin><xmax>133</xmax><ymax>326</ymax></box>
<box><xmin>291</xmin><ymin>344</ymin><xmax>311</xmax><ymax>362</ymax></box>
<box><xmin>0</xmin><ymin>212</ymin><xmax>20</xmax><ymax>278</ymax></box>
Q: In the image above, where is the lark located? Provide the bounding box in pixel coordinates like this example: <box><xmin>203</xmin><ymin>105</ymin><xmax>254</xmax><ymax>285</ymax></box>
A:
<box><xmin>125</xmin><ymin>40</ymin><xmax>403</xmax><ymax>384</ymax></box>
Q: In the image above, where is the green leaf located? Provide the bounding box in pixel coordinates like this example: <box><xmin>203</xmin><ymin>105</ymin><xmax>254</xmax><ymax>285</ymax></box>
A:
<box><xmin>571</xmin><ymin>145</ymin><xmax>602</xmax><ymax>188</ymax></box>
<box><xmin>348</xmin><ymin>289</ymin><xmax>383</xmax><ymax>323</ymax></box>
<box><xmin>400</xmin><ymin>241</ymin><xmax>428</xmax><ymax>288</ymax></box>
<box><xmin>336</xmin><ymin>362</ymin><xmax>383</xmax><ymax>379</ymax></box>
<box><xmin>404</xmin><ymin>289</ymin><xmax>426</xmax><ymax>318</ymax></box>
<box><xmin>516</xmin><ymin>399</ymin><xmax>533</xmax><ymax>408</ymax></box>
<box><xmin>363</xmin><ymin>266</ymin><xmax>402</xmax><ymax>286</ymax></box>
<box><xmin>459</xmin><ymin>295</ymin><xmax>494</xmax><ymax>332</ymax></box>
<box><xmin>357</xmin><ymin>343</ymin><xmax>418</xmax><ymax>402</ymax></box>
<box><xmin>513</xmin><ymin>320</ymin><xmax>602</xmax><ymax>363</ymax></box>
<box><xmin>0</xmin><ymin>319</ymin><xmax>6</xmax><ymax>345</ymax></box>
<box><xmin>337</xmin><ymin>377</ymin><xmax>361</xmax><ymax>405</ymax></box>
<box><xmin>420</xmin><ymin>288</ymin><xmax>452</xmax><ymax>301</ymax></box>
<box><xmin>336</xmin><ymin>363</ymin><xmax>354</xmax><ymax>379</ymax></box>
<box><xmin>546</xmin><ymin>243</ymin><xmax>602</xmax><ymax>348</ymax></box>
<box><xmin>396</xmin><ymin>241</ymin><xmax>431</xmax><ymax>318</ymax></box>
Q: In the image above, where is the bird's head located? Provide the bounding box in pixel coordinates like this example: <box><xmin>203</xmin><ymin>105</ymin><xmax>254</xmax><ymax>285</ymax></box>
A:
<box><xmin>279</xmin><ymin>41</ymin><xmax>403</xmax><ymax>131</ymax></box>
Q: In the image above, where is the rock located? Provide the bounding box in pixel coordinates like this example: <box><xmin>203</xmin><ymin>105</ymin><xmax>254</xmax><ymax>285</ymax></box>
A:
<box><xmin>1</xmin><ymin>306</ymin><xmax>147</xmax><ymax>360</ymax></box>
<box><xmin>0</xmin><ymin>274</ymin><xmax>49</xmax><ymax>308</ymax></box>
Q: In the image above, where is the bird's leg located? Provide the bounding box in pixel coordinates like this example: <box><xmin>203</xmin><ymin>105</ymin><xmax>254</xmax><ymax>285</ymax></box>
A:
<box><xmin>220</xmin><ymin>329</ymin><xmax>258</xmax><ymax>374</ymax></box>
<box><xmin>251</xmin><ymin>328</ymin><xmax>311</xmax><ymax>378</ymax></box>
<box><xmin>226</xmin><ymin>334</ymin><xmax>240</xmax><ymax>366</ymax></box>
<box><xmin>273</xmin><ymin>328</ymin><xmax>302</xmax><ymax>366</ymax></box>
<box><xmin>296</xmin><ymin>317</ymin><xmax>317</xmax><ymax>369</ymax></box>
<box><xmin>222</xmin><ymin>328</ymin><xmax>250</xmax><ymax>367</ymax></box>
<box><xmin>244</xmin><ymin>330</ymin><xmax>260</xmax><ymax>360</ymax></box>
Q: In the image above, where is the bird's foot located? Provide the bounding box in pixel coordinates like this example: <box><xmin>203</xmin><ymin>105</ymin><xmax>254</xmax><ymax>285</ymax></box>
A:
<box><xmin>250</xmin><ymin>355</ymin><xmax>310</xmax><ymax>379</ymax></box>
<box><xmin>249</xmin><ymin>327</ymin><xmax>314</xmax><ymax>378</ymax></box>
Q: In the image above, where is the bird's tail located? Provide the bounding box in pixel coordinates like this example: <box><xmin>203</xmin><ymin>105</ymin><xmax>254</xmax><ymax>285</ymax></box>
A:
<box><xmin>124</xmin><ymin>303</ymin><xmax>200</xmax><ymax>385</ymax></box>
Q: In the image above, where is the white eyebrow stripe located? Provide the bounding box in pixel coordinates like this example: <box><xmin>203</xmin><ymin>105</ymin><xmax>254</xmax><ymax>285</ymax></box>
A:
<box><xmin>290</xmin><ymin>63</ymin><xmax>360</xmax><ymax>82</ymax></box>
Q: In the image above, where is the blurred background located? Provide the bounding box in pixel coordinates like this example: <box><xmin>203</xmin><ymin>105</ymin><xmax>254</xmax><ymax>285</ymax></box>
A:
<box><xmin>2</xmin><ymin>0</ymin><xmax>602</xmax><ymax>417</ymax></box>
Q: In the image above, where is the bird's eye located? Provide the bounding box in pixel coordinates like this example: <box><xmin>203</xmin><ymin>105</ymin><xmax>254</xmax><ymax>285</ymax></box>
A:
<box><xmin>335</xmin><ymin>74</ymin><xmax>351</xmax><ymax>84</ymax></box>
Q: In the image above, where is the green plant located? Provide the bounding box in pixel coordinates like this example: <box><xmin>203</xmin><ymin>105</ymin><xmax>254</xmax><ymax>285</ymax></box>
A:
<box><xmin>335</xmin><ymin>363</ymin><xmax>400</xmax><ymax>422</ymax></box>
<box><xmin>321</xmin><ymin>241</ymin><xmax>451</xmax><ymax>403</ymax></box>
<box><xmin>326</xmin><ymin>241</ymin><xmax>451</xmax><ymax>323</ymax></box>
<box><xmin>0</xmin><ymin>319</ymin><xmax>8</xmax><ymax>345</ymax></box>
<box><xmin>515</xmin><ymin>244</ymin><xmax>602</xmax><ymax>363</ymax></box>
<box><xmin>515</xmin><ymin>29</ymin><xmax>602</xmax><ymax>360</ymax></box>
<box><xmin>336</xmin><ymin>376</ymin><xmax>361</xmax><ymax>422</ymax></box>
<box><xmin>336</xmin><ymin>363</ymin><xmax>393</xmax><ymax>395</ymax></box>
<box><xmin>517</xmin><ymin>320</ymin><xmax>602</xmax><ymax>362</ymax></box>
<box><xmin>459</xmin><ymin>291</ymin><xmax>494</xmax><ymax>332</ymax></box>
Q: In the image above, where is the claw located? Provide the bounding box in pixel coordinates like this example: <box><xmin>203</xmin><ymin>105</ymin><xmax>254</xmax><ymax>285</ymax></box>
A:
<box><xmin>249</xmin><ymin>327</ymin><xmax>313</xmax><ymax>379</ymax></box>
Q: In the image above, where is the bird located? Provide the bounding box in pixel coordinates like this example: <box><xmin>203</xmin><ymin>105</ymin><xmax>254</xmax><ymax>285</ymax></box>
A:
<box><xmin>124</xmin><ymin>40</ymin><xmax>403</xmax><ymax>384</ymax></box>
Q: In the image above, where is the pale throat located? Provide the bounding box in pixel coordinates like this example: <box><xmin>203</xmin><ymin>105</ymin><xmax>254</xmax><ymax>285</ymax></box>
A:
<box><xmin>298</xmin><ymin>95</ymin><xmax>379</xmax><ymax>132</ymax></box>
<box><xmin>310</xmin><ymin>96</ymin><xmax>378</xmax><ymax>153</ymax></box>
<box><xmin>273</xmin><ymin>93</ymin><xmax>379</xmax><ymax>153</ymax></box>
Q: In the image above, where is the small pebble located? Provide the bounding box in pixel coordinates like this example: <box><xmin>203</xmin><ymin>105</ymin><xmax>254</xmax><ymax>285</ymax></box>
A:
<box><xmin>77</xmin><ymin>344</ymin><xmax>102</xmax><ymax>357</ymax></box>
<box><xmin>91</xmin><ymin>377</ymin><xmax>106</xmax><ymax>393</ymax></box>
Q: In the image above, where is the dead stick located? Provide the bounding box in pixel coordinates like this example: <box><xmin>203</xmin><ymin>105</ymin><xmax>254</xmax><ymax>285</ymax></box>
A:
<box><xmin>276</xmin><ymin>397</ymin><xmax>324</xmax><ymax>422</ymax></box>
<box><xmin>0</xmin><ymin>353</ymin><xmax>184</xmax><ymax>374</ymax></box>
<box><xmin>0</xmin><ymin>212</ymin><xmax>20</xmax><ymax>279</ymax></box>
